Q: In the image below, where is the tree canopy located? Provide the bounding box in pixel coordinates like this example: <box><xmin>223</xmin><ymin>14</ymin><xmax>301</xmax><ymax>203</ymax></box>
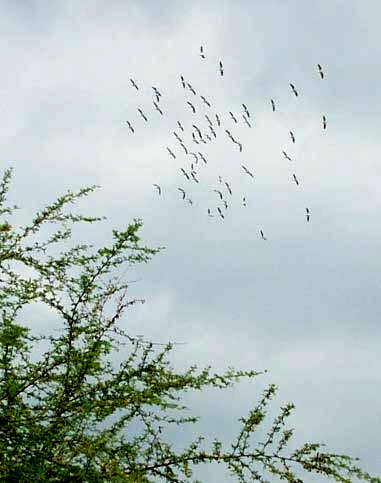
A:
<box><xmin>0</xmin><ymin>168</ymin><xmax>379</xmax><ymax>482</ymax></box>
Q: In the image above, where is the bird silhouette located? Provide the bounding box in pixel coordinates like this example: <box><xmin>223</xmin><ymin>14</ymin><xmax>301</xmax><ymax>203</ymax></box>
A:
<box><xmin>209</xmin><ymin>126</ymin><xmax>216</xmax><ymax>138</ymax></box>
<box><xmin>242</xmin><ymin>197</ymin><xmax>247</xmax><ymax>207</ymax></box>
<box><xmin>173</xmin><ymin>132</ymin><xmax>182</xmax><ymax>143</ymax></box>
<box><xmin>242</xmin><ymin>165</ymin><xmax>254</xmax><ymax>178</ymax></box>
<box><xmin>153</xmin><ymin>184</ymin><xmax>161</xmax><ymax>195</ymax></box>
<box><xmin>290</xmin><ymin>131</ymin><xmax>295</xmax><ymax>143</ymax></box>
<box><xmin>306</xmin><ymin>207</ymin><xmax>310</xmax><ymax>222</ymax></box>
<box><xmin>187</xmin><ymin>101</ymin><xmax>196</xmax><ymax>113</ymax></box>
<box><xmin>225</xmin><ymin>182</ymin><xmax>232</xmax><ymax>195</ymax></box>
<box><xmin>198</xmin><ymin>152</ymin><xmax>207</xmax><ymax>164</ymax></box>
<box><xmin>317</xmin><ymin>64</ymin><xmax>324</xmax><ymax>79</ymax></box>
<box><xmin>260</xmin><ymin>230</ymin><xmax>267</xmax><ymax>240</ymax></box>
<box><xmin>180</xmin><ymin>143</ymin><xmax>188</xmax><ymax>154</ymax></box>
<box><xmin>191</xmin><ymin>172</ymin><xmax>199</xmax><ymax>183</ymax></box>
<box><xmin>138</xmin><ymin>108</ymin><xmax>148</xmax><ymax>122</ymax></box>
<box><xmin>271</xmin><ymin>99</ymin><xmax>276</xmax><ymax>112</ymax></box>
<box><xmin>219</xmin><ymin>61</ymin><xmax>224</xmax><ymax>76</ymax></box>
<box><xmin>323</xmin><ymin>115</ymin><xmax>327</xmax><ymax>129</ymax></box>
<box><xmin>153</xmin><ymin>102</ymin><xmax>163</xmax><ymax>115</ymax></box>
<box><xmin>283</xmin><ymin>151</ymin><xmax>292</xmax><ymax>161</ymax></box>
<box><xmin>217</xmin><ymin>207</ymin><xmax>225</xmax><ymax>219</ymax></box>
<box><xmin>207</xmin><ymin>208</ymin><xmax>214</xmax><ymax>217</ymax></box>
<box><xmin>242</xmin><ymin>103</ymin><xmax>250</xmax><ymax>117</ymax></box>
<box><xmin>200</xmin><ymin>45</ymin><xmax>205</xmax><ymax>59</ymax></box>
<box><xmin>130</xmin><ymin>78</ymin><xmax>139</xmax><ymax>90</ymax></box>
<box><xmin>200</xmin><ymin>95</ymin><xmax>211</xmax><ymax>107</ymax></box>
<box><xmin>243</xmin><ymin>114</ymin><xmax>251</xmax><ymax>128</ymax></box>
<box><xmin>204</xmin><ymin>114</ymin><xmax>213</xmax><ymax>126</ymax></box>
<box><xmin>189</xmin><ymin>152</ymin><xmax>198</xmax><ymax>163</ymax></box>
<box><xmin>180</xmin><ymin>75</ymin><xmax>186</xmax><ymax>88</ymax></box>
<box><xmin>292</xmin><ymin>174</ymin><xmax>299</xmax><ymax>186</ymax></box>
<box><xmin>215</xmin><ymin>114</ymin><xmax>221</xmax><ymax>126</ymax></box>
<box><xmin>192</xmin><ymin>124</ymin><xmax>202</xmax><ymax>137</ymax></box>
<box><xmin>191</xmin><ymin>133</ymin><xmax>200</xmax><ymax>144</ymax></box>
<box><xmin>180</xmin><ymin>168</ymin><xmax>190</xmax><ymax>180</ymax></box>
<box><xmin>290</xmin><ymin>83</ymin><xmax>298</xmax><ymax>97</ymax></box>
<box><xmin>167</xmin><ymin>147</ymin><xmax>176</xmax><ymax>159</ymax></box>
<box><xmin>178</xmin><ymin>188</ymin><xmax>186</xmax><ymax>200</ymax></box>
<box><xmin>229</xmin><ymin>112</ymin><xmax>238</xmax><ymax>123</ymax></box>
<box><xmin>177</xmin><ymin>121</ymin><xmax>184</xmax><ymax>132</ymax></box>
<box><xmin>214</xmin><ymin>189</ymin><xmax>223</xmax><ymax>200</ymax></box>
<box><xmin>126</xmin><ymin>121</ymin><xmax>134</xmax><ymax>133</ymax></box>
<box><xmin>187</xmin><ymin>83</ymin><xmax>196</xmax><ymax>95</ymax></box>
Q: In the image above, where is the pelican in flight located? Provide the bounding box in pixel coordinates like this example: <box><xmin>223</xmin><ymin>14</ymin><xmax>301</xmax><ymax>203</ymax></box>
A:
<box><xmin>225</xmin><ymin>182</ymin><xmax>232</xmax><ymax>195</ymax></box>
<box><xmin>235</xmin><ymin>141</ymin><xmax>243</xmax><ymax>152</ymax></box>
<box><xmin>138</xmin><ymin>108</ymin><xmax>148</xmax><ymax>122</ymax></box>
<box><xmin>187</xmin><ymin>83</ymin><xmax>196</xmax><ymax>95</ymax></box>
<box><xmin>317</xmin><ymin>64</ymin><xmax>324</xmax><ymax>79</ymax></box>
<box><xmin>205</xmin><ymin>114</ymin><xmax>213</xmax><ymax>126</ymax></box>
<box><xmin>198</xmin><ymin>152</ymin><xmax>207</xmax><ymax>164</ymax></box>
<box><xmin>178</xmin><ymin>188</ymin><xmax>186</xmax><ymax>200</ymax></box>
<box><xmin>153</xmin><ymin>102</ymin><xmax>163</xmax><ymax>115</ymax></box>
<box><xmin>200</xmin><ymin>45</ymin><xmax>205</xmax><ymax>58</ymax></box>
<box><xmin>191</xmin><ymin>172</ymin><xmax>199</xmax><ymax>183</ymax></box>
<box><xmin>180</xmin><ymin>143</ymin><xmax>188</xmax><ymax>155</ymax></box>
<box><xmin>192</xmin><ymin>124</ymin><xmax>202</xmax><ymax>137</ymax></box>
<box><xmin>242</xmin><ymin>197</ymin><xmax>247</xmax><ymax>207</ymax></box>
<box><xmin>219</xmin><ymin>61</ymin><xmax>224</xmax><ymax>76</ymax></box>
<box><xmin>290</xmin><ymin>131</ymin><xmax>295</xmax><ymax>143</ymax></box>
<box><xmin>167</xmin><ymin>147</ymin><xmax>176</xmax><ymax>159</ymax></box>
<box><xmin>200</xmin><ymin>95</ymin><xmax>211</xmax><ymax>107</ymax></box>
<box><xmin>271</xmin><ymin>99</ymin><xmax>276</xmax><ymax>112</ymax></box>
<box><xmin>229</xmin><ymin>112</ymin><xmax>237</xmax><ymax>123</ymax></box>
<box><xmin>217</xmin><ymin>207</ymin><xmax>225</xmax><ymax>219</ymax></box>
<box><xmin>292</xmin><ymin>174</ymin><xmax>299</xmax><ymax>186</ymax></box>
<box><xmin>215</xmin><ymin>113</ymin><xmax>221</xmax><ymax>126</ymax></box>
<box><xmin>180</xmin><ymin>75</ymin><xmax>186</xmax><ymax>88</ymax></box>
<box><xmin>173</xmin><ymin>131</ymin><xmax>182</xmax><ymax>143</ymax></box>
<box><xmin>242</xmin><ymin>103</ymin><xmax>250</xmax><ymax>118</ymax></box>
<box><xmin>130</xmin><ymin>78</ymin><xmax>139</xmax><ymax>90</ymax></box>
<box><xmin>189</xmin><ymin>152</ymin><xmax>198</xmax><ymax>163</ymax></box>
<box><xmin>242</xmin><ymin>165</ymin><xmax>254</xmax><ymax>178</ymax></box>
<box><xmin>323</xmin><ymin>115</ymin><xmax>327</xmax><ymax>130</ymax></box>
<box><xmin>283</xmin><ymin>151</ymin><xmax>292</xmax><ymax>161</ymax></box>
<box><xmin>207</xmin><ymin>208</ymin><xmax>213</xmax><ymax>217</ymax></box>
<box><xmin>243</xmin><ymin>114</ymin><xmax>251</xmax><ymax>128</ymax></box>
<box><xmin>260</xmin><ymin>230</ymin><xmax>267</xmax><ymax>240</ymax></box>
<box><xmin>306</xmin><ymin>207</ymin><xmax>310</xmax><ymax>222</ymax></box>
<box><xmin>209</xmin><ymin>126</ymin><xmax>216</xmax><ymax>138</ymax></box>
<box><xmin>290</xmin><ymin>83</ymin><xmax>298</xmax><ymax>97</ymax></box>
<box><xmin>214</xmin><ymin>189</ymin><xmax>223</xmax><ymax>200</ymax></box>
<box><xmin>187</xmin><ymin>198</ymin><xmax>193</xmax><ymax>205</ymax></box>
<box><xmin>180</xmin><ymin>168</ymin><xmax>190</xmax><ymax>180</ymax></box>
<box><xmin>177</xmin><ymin>121</ymin><xmax>184</xmax><ymax>132</ymax></box>
<box><xmin>191</xmin><ymin>133</ymin><xmax>200</xmax><ymax>144</ymax></box>
<box><xmin>153</xmin><ymin>184</ymin><xmax>161</xmax><ymax>195</ymax></box>
<box><xmin>187</xmin><ymin>101</ymin><xmax>196</xmax><ymax>113</ymax></box>
<box><xmin>223</xmin><ymin>200</ymin><xmax>228</xmax><ymax>210</ymax></box>
<box><xmin>126</xmin><ymin>121</ymin><xmax>134</xmax><ymax>133</ymax></box>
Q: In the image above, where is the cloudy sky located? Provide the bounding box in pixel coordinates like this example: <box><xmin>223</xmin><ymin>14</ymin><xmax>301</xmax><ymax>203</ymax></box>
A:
<box><xmin>1</xmin><ymin>0</ymin><xmax>381</xmax><ymax>480</ymax></box>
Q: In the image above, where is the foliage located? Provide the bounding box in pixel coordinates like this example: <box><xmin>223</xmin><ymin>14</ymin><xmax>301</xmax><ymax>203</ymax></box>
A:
<box><xmin>0</xmin><ymin>168</ymin><xmax>379</xmax><ymax>482</ymax></box>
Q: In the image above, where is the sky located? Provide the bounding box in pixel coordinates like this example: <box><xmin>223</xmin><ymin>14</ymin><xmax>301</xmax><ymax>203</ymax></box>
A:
<box><xmin>1</xmin><ymin>0</ymin><xmax>381</xmax><ymax>480</ymax></box>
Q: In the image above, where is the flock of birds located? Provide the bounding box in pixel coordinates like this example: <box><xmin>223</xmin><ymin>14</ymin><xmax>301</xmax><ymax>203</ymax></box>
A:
<box><xmin>125</xmin><ymin>47</ymin><xmax>327</xmax><ymax>240</ymax></box>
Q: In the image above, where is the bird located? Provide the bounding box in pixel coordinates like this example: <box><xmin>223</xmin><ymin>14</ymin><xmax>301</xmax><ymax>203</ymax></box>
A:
<box><xmin>292</xmin><ymin>174</ymin><xmax>299</xmax><ymax>186</ymax></box>
<box><xmin>223</xmin><ymin>200</ymin><xmax>228</xmax><ymax>210</ymax></box>
<box><xmin>177</xmin><ymin>121</ymin><xmax>184</xmax><ymax>132</ymax></box>
<box><xmin>205</xmin><ymin>134</ymin><xmax>211</xmax><ymax>142</ymax></box>
<box><xmin>204</xmin><ymin>114</ymin><xmax>213</xmax><ymax>126</ymax></box>
<box><xmin>209</xmin><ymin>126</ymin><xmax>216</xmax><ymax>138</ymax></box>
<box><xmin>178</xmin><ymin>188</ymin><xmax>186</xmax><ymax>200</ymax></box>
<box><xmin>187</xmin><ymin>83</ymin><xmax>196</xmax><ymax>95</ymax></box>
<box><xmin>189</xmin><ymin>152</ymin><xmax>198</xmax><ymax>163</ymax></box>
<box><xmin>229</xmin><ymin>112</ymin><xmax>238</xmax><ymax>123</ymax></box>
<box><xmin>283</xmin><ymin>151</ymin><xmax>292</xmax><ymax>161</ymax></box>
<box><xmin>242</xmin><ymin>103</ymin><xmax>250</xmax><ymax>117</ymax></box>
<box><xmin>192</xmin><ymin>124</ymin><xmax>202</xmax><ymax>137</ymax></box>
<box><xmin>207</xmin><ymin>208</ymin><xmax>214</xmax><ymax>217</ymax></box>
<box><xmin>138</xmin><ymin>108</ymin><xmax>148</xmax><ymax>122</ymax></box>
<box><xmin>187</xmin><ymin>101</ymin><xmax>196</xmax><ymax>113</ymax></box>
<box><xmin>180</xmin><ymin>75</ymin><xmax>186</xmax><ymax>88</ymax></box>
<box><xmin>152</xmin><ymin>86</ymin><xmax>162</xmax><ymax>98</ymax></box>
<box><xmin>167</xmin><ymin>147</ymin><xmax>176</xmax><ymax>159</ymax></box>
<box><xmin>317</xmin><ymin>64</ymin><xmax>324</xmax><ymax>79</ymax></box>
<box><xmin>154</xmin><ymin>93</ymin><xmax>160</xmax><ymax>103</ymax></box>
<box><xmin>218</xmin><ymin>176</ymin><xmax>223</xmax><ymax>184</ymax></box>
<box><xmin>242</xmin><ymin>165</ymin><xmax>254</xmax><ymax>178</ymax></box>
<box><xmin>180</xmin><ymin>143</ymin><xmax>188</xmax><ymax>155</ymax></box>
<box><xmin>200</xmin><ymin>45</ymin><xmax>205</xmax><ymax>58</ymax></box>
<box><xmin>290</xmin><ymin>131</ymin><xmax>295</xmax><ymax>143</ymax></box>
<box><xmin>242</xmin><ymin>197</ymin><xmax>247</xmax><ymax>207</ymax></box>
<box><xmin>215</xmin><ymin>114</ymin><xmax>221</xmax><ymax>126</ymax></box>
<box><xmin>200</xmin><ymin>137</ymin><xmax>207</xmax><ymax>144</ymax></box>
<box><xmin>235</xmin><ymin>141</ymin><xmax>243</xmax><ymax>152</ymax></box>
<box><xmin>214</xmin><ymin>189</ymin><xmax>223</xmax><ymax>200</ymax></box>
<box><xmin>323</xmin><ymin>115</ymin><xmax>327</xmax><ymax>129</ymax></box>
<box><xmin>225</xmin><ymin>182</ymin><xmax>232</xmax><ymax>195</ymax></box>
<box><xmin>153</xmin><ymin>184</ymin><xmax>161</xmax><ymax>195</ymax></box>
<box><xmin>271</xmin><ymin>99</ymin><xmax>276</xmax><ymax>112</ymax></box>
<box><xmin>290</xmin><ymin>83</ymin><xmax>298</xmax><ymax>97</ymax></box>
<box><xmin>219</xmin><ymin>61</ymin><xmax>224</xmax><ymax>76</ymax></box>
<box><xmin>191</xmin><ymin>172</ymin><xmax>199</xmax><ymax>183</ymax></box>
<box><xmin>243</xmin><ymin>114</ymin><xmax>251</xmax><ymax>128</ymax></box>
<box><xmin>225</xmin><ymin>129</ymin><xmax>233</xmax><ymax>140</ymax></box>
<box><xmin>217</xmin><ymin>207</ymin><xmax>225</xmax><ymax>219</ymax></box>
<box><xmin>130</xmin><ymin>78</ymin><xmax>139</xmax><ymax>90</ymax></box>
<box><xmin>260</xmin><ymin>230</ymin><xmax>267</xmax><ymax>240</ymax></box>
<box><xmin>153</xmin><ymin>102</ymin><xmax>163</xmax><ymax>115</ymax></box>
<box><xmin>191</xmin><ymin>133</ymin><xmax>200</xmax><ymax>145</ymax></box>
<box><xmin>187</xmin><ymin>198</ymin><xmax>193</xmax><ymax>205</ymax></box>
<box><xmin>306</xmin><ymin>207</ymin><xmax>310</xmax><ymax>222</ymax></box>
<box><xmin>200</xmin><ymin>95</ymin><xmax>211</xmax><ymax>107</ymax></box>
<box><xmin>180</xmin><ymin>168</ymin><xmax>190</xmax><ymax>180</ymax></box>
<box><xmin>198</xmin><ymin>152</ymin><xmax>207</xmax><ymax>164</ymax></box>
<box><xmin>173</xmin><ymin>131</ymin><xmax>182</xmax><ymax>143</ymax></box>
<box><xmin>126</xmin><ymin>121</ymin><xmax>134</xmax><ymax>133</ymax></box>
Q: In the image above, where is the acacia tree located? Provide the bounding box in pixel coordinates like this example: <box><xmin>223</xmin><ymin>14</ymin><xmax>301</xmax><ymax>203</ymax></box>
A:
<box><xmin>0</xmin><ymin>168</ymin><xmax>379</xmax><ymax>482</ymax></box>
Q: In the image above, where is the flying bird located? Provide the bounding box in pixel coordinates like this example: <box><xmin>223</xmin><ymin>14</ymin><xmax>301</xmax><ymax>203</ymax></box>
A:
<box><xmin>198</xmin><ymin>152</ymin><xmax>207</xmax><ymax>164</ymax></box>
<box><xmin>177</xmin><ymin>121</ymin><xmax>184</xmax><ymax>132</ymax></box>
<box><xmin>126</xmin><ymin>121</ymin><xmax>134</xmax><ymax>133</ymax></box>
<box><xmin>209</xmin><ymin>126</ymin><xmax>216</xmax><ymax>138</ymax></box>
<box><xmin>173</xmin><ymin>131</ymin><xmax>182</xmax><ymax>143</ymax></box>
<box><xmin>205</xmin><ymin>114</ymin><xmax>213</xmax><ymax>126</ymax></box>
<box><xmin>290</xmin><ymin>83</ymin><xmax>298</xmax><ymax>97</ymax></box>
<box><xmin>242</xmin><ymin>103</ymin><xmax>250</xmax><ymax>117</ymax></box>
<box><xmin>187</xmin><ymin>83</ymin><xmax>196</xmax><ymax>95</ymax></box>
<box><xmin>153</xmin><ymin>184</ymin><xmax>161</xmax><ymax>195</ymax></box>
<box><xmin>223</xmin><ymin>200</ymin><xmax>228</xmax><ymax>210</ymax></box>
<box><xmin>229</xmin><ymin>112</ymin><xmax>238</xmax><ymax>123</ymax></box>
<box><xmin>138</xmin><ymin>108</ymin><xmax>148</xmax><ymax>122</ymax></box>
<box><xmin>180</xmin><ymin>168</ymin><xmax>190</xmax><ymax>180</ymax></box>
<box><xmin>306</xmin><ymin>207</ymin><xmax>310</xmax><ymax>222</ymax></box>
<box><xmin>260</xmin><ymin>230</ymin><xmax>267</xmax><ymax>240</ymax></box>
<box><xmin>200</xmin><ymin>95</ymin><xmax>211</xmax><ymax>107</ymax></box>
<box><xmin>189</xmin><ymin>152</ymin><xmax>198</xmax><ymax>163</ymax></box>
<box><xmin>152</xmin><ymin>86</ymin><xmax>162</xmax><ymax>99</ymax></box>
<box><xmin>178</xmin><ymin>188</ymin><xmax>186</xmax><ymax>200</ymax></box>
<box><xmin>205</xmin><ymin>134</ymin><xmax>211</xmax><ymax>142</ymax></box>
<box><xmin>153</xmin><ymin>102</ymin><xmax>163</xmax><ymax>115</ymax></box>
<box><xmin>323</xmin><ymin>115</ymin><xmax>327</xmax><ymax>129</ymax></box>
<box><xmin>191</xmin><ymin>172</ymin><xmax>199</xmax><ymax>183</ymax></box>
<box><xmin>180</xmin><ymin>143</ymin><xmax>188</xmax><ymax>154</ymax></box>
<box><xmin>290</xmin><ymin>131</ymin><xmax>295</xmax><ymax>143</ymax></box>
<box><xmin>317</xmin><ymin>64</ymin><xmax>324</xmax><ymax>79</ymax></box>
<box><xmin>191</xmin><ymin>133</ymin><xmax>200</xmax><ymax>144</ymax></box>
<box><xmin>225</xmin><ymin>129</ymin><xmax>233</xmax><ymax>140</ymax></box>
<box><xmin>283</xmin><ymin>151</ymin><xmax>292</xmax><ymax>161</ymax></box>
<box><xmin>215</xmin><ymin>113</ymin><xmax>221</xmax><ymax>126</ymax></box>
<box><xmin>130</xmin><ymin>78</ymin><xmax>139</xmax><ymax>90</ymax></box>
<box><xmin>292</xmin><ymin>174</ymin><xmax>299</xmax><ymax>186</ymax></box>
<box><xmin>167</xmin><ymin>147</ymin><xmax>176</xmax><ymax>159</ymax></box>
<box><xmin>192</xmin><ymin>124</ymin><xmax>202</xmax><ymax>137</ymax></box>
<box><xmin>187</xmin><ymin>101</ymin><xmax>196</xmax><ymax>113</ymax></box>
<box><xmin>242</xmin><ymin>197</ymin><xmax>247</xmax><ymax>207</ymax></box>
<box><xmin>219</xmin><ymin>60</ymin><xmax>224</xmax><ymax>76</ymax></box>
<box><xmin>187</xmin><ymin>198</ymin><xmax>193</xmax><ymax>205</ymax></box>
<box><xmin>271</xmin><ymin>99</ymin><xmax>276</xmax><ymax>112</ymax></box>
<box><xmin>200</xmin><ymin>45</ymin><xmax>205</xmax><ymax>58</ymax></box>
<box><xmin>214</xmin><ymin>189</ymin><xmax>223</xmax><ymax>200</ymax></box>
<box><xmin>218</xmin><ymin>176</ymin><xmax>223</xmax><ymax>184</ymax></box>
<box><xmin>242</xmin><ymin>165</ymin><xmax>254</xmax><ymax>178</ymax></box>
<box><xmin>180</xmin><ymin>75</ymin><xmax>186</xmax><ymax>88</ymax></box>
<box><xmin>217</xmin><ymin>207</ymin><xmax>225</xmax><ymax>219</ymax></box>
<box><xmin>207</xmin><ymin>208</ymin><xmax>214</xmax><ymax>217</ymax></box>
<box><xmin>225</xmin><ymin>182</ymin><xmax>232</xmax><ymax>195</ymax></box>
<box><xmin>243</xmin><ymin>114</ymin><xmax>251</xmax><ymax>128</ymax></box>
<box><xmin>235</xmin><ymin>141</ymin><xmax>243</xmax><ymax>152</ymax></box>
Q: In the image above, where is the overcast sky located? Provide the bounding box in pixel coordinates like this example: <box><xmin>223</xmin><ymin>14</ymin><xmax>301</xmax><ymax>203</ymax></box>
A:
<box><xmin>1</xmin><ymin>0</ymin><xmax>381</xmax><ymax>481</ymax></box>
